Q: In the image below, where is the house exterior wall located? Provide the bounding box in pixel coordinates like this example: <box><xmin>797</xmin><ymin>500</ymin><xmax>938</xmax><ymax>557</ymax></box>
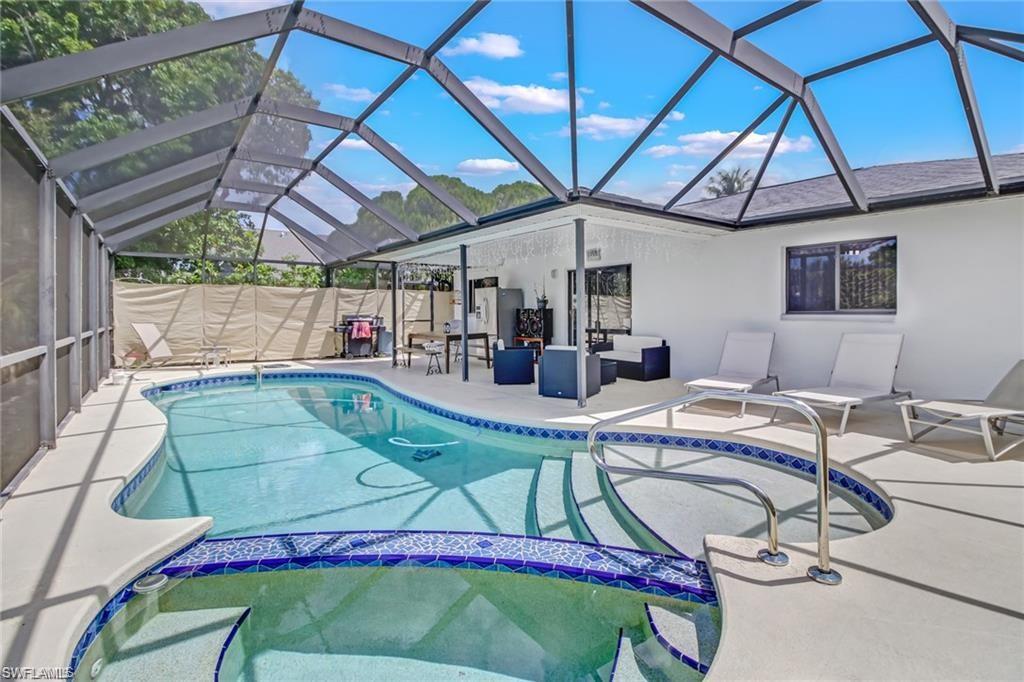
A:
<box><xmin>476</xmin><ymin>195</ymin><xmax>1023</xmax><ymax>397</ymax></box>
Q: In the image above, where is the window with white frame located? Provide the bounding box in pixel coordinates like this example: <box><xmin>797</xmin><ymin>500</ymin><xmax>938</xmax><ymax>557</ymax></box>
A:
<box><xmin>786</xmin><ymin>237</ymin><xmax>897</xmax><ymax>314</ymax></box>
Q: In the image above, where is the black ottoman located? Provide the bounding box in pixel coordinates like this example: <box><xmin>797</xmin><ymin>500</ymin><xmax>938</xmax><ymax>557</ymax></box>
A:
<box><xmin>600</xmin><ymin>359</ymin><xmax>618</xmax><ymax>385</ymax></box>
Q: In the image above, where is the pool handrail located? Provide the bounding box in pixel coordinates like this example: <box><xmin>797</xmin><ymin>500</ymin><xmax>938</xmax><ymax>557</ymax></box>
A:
<box><xmin>586</xmin><ymin>389</ymin><xmax>842</xmax><ymax>585</ymax></box>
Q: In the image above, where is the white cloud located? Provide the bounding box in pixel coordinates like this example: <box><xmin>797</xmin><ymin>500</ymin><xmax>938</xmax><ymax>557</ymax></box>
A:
<box><xmin>338</xmin><ymin>138</ymin><xmax>402</xmax><ymax>152</ymax></box>
<box><xmin>456</xmin><ymin>158</ymin><xmax>521</xmax><ymax>175</ymax></box>
<box><xmin>598</xmin><ymin>101</ymin><xmax>612</xmax><ymax>110</ymax></box>
<box><xmin>324</xmin><ymin>83</ymin><xmax>379</xmax><ymax>102</ymax></box>
<box><xmin>198</xmin><ymin>1</ymin><xmax>282</xmax><ymax>19</ymax></box>
<box><xmin>549</xmin><ymin>71</ymin><xmax>568</xmax><ymax>81</ymax></box>
<box><xmin>668</xmin><ymin>163</ymin><xmax>697</xmax><ymax>177</ymax></box>
<box><xmin>578</xmin><ymin>86</ymin><xmax>595</xmax><ymax>95</ymax></box>
<box><xmin>642</xmin><ymin>130</ymin><xmax>814</xmax><ymax>159</ymax></box>
<box><xmin>667</xmin><ymin>111</ymin><xmax>685</xmax><ymax>122</ymax></box>
<box><xmin>441</xmin><ymin>32</ymin><xmax>524</xmax><ymax>59</ymax></box>
<box><xmin>572</xmin><ymin>114</ymin><xmax>650</xmax><ymax>141</ymax></box>
<box><xmin>465</xmin><ymin>77</ymin><xmax>573</xmax><ymax>114</ymax></box>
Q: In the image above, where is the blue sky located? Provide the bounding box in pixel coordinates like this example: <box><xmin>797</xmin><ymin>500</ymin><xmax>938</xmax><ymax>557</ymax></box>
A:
<box><xmin>201</xmin><ymin>0</ymin><xmax>1023</xmax><ymax>220</ymax></box>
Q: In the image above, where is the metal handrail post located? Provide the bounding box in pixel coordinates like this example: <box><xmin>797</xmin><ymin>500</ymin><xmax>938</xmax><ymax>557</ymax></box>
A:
<box><xmin>586</xmin><ymin>390</ymin><xmax>842</xmax><ymax>585</ymax></box>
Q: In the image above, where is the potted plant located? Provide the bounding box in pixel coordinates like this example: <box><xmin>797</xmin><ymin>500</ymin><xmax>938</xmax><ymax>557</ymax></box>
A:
<box><xmin>534</xmin><ymin>283</ymin><xmax>548</xmax><ymax>309</ymax></box>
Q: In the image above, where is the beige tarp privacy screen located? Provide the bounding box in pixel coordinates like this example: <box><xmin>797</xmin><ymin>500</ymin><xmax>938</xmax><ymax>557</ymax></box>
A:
<box><xmin>113</xmin><ymin>281</ymin><xmax>453</xmax><ymax>365</ymax></box>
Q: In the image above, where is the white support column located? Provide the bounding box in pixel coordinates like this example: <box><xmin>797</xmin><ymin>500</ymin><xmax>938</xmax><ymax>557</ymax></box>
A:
<box><xmin>100</xmin><ymin>250</ymin><xmax>111</xmax><ymax>377</ymax></box>
<box><xmin>574</xmin><ymin>218</ymin><xmax>586</xmax><ymax>409</ymax></box>
<box><xmin>69</xmin><ymin>211</ymin><xmax>83</xmax><ymax>412</ymax></box>
<box><xmin>38</xmin><ymin>174</ymin><xmax>57</xmax><ymax>447</ymax></box>
<box><xmin>460</xmin><ymin>244</ymin><xmax>469</xmax><ymax>383</ymax></box>
<box><xmin>88</xmin><ymin>231</ymin><xmax>99</xmax><ymax>391</ymax></box>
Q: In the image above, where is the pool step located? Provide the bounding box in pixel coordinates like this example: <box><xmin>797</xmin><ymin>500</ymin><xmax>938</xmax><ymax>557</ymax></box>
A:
<box><xmin>570</xmin><ymin>451</ymin><xmax>677</xmax><ymax>553</ymax></box>
<box><xmin>535</xmin><ymin>457</ymin><xmax>584</xmax><ymax>541</ymax></box>
<box><xmin>645</xmin><ymin>604</ymin><xmax>719</xmax><ymax>675</ymax></box>
<box><xmin>606</xmin><ymin>631</ymin><xmax>646</xmax><ymax>681</ymax></box>
<box><xmin>95</xmin><ymin>606</ymin><xmax>248</xmax><ymax>681</ymax></box>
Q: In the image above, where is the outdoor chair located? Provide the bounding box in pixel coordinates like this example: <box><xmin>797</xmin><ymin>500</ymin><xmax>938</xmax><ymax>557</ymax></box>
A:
<box><xmin>492</xmin><ymin>342</ymin><xmax>535</xmax><ymax>385</ymax></box>
<box><xmin>591</xmin><ymin>334</ymin><xmax>670</xmax><ymax>381</ymax></box>
<box><xmin>685</xmin><ymin>332</ymin><xmax>779</xmax><ymax>417</ymax></box>
<box><xmin>121</xmin><ymin>323</ymin><xmax>198</xmax><ymax>368</ymax></box>
<box><xmin>538</xmin><ymin>346</ymin><xmax>600</xmax><ymax>399</ymax></box>
<box><xmin>897</xmin><ymin>359</ymin><xmax>1024</xmax><ymax>460</ymax></box>
<box><xmin>773</xmin><ymin>333</ymin><xmax>912</xmax><ymax>436</ymax></box>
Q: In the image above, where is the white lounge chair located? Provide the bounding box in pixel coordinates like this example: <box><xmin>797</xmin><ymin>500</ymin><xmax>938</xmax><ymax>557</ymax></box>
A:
<box><xmin>123</xmin><ymin>323</ymin><xmax>193</xmax><ymax>368</ymax></box>
<box><xmin>684</xmin><ymin>331</ymin><xmax>779</xmax><ymax>417</ymax></box>
<box><xmin>897</xmin><ymin>360</ymin><xmax>1024</xmax><ymax>461</ymax></box>
<box><xmin>773</xmin><ymin>333</ymin><xmax>912</xmax><ymax>436</ymax></box>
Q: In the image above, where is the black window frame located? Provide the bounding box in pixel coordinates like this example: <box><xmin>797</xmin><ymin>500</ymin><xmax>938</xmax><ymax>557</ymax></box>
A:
<box><xmin>785</xmin><ymin>236</ymin><xmax>897</xmax><ymax>315</ymax></box>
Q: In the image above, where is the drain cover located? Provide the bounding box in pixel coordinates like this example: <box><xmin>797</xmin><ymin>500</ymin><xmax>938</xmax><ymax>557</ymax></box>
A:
<box><xmin>132</xmin><ymin>573</ymin><xmax>168</xmax><ymax>594</ymax></box>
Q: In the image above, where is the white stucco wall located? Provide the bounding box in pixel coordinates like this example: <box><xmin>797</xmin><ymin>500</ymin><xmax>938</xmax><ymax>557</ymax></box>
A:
<box><xmin>465</xmin><ymin>195</ymin><xmax>1023</xmax><ymax>397</ymax></box>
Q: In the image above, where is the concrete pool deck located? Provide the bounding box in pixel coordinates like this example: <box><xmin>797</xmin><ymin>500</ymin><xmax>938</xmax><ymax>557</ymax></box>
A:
<box><xmin>1</xmin><ymin>356</ymin><xmax>1021</xmax><ymax>679</ymax></box>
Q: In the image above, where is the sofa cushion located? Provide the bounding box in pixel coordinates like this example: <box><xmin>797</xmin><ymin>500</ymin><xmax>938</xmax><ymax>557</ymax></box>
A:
<box><xmin>600</xmin><ymin>350</ymin><xmax>642</xmax><ymax>364</ymax></box>
<box><xmin>545</xmin><ymin>345</ymin><xmax>579</xmax><ymax>352</ymax></box>
<box><xmin>611</xmin><ymin>335</ymin><xmax>664</xmax><ymax>354</ymax></box>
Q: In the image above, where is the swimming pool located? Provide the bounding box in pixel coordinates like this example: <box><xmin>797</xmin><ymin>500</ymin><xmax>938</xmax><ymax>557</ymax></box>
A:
<box><xmin>81</xmin><ymin>370</ymin><xmax>889</xmax><ymax>680</ymax></box>
<box><xmin>123</xmin><ymin>373</ymin><xmax>885</xmax><ymax>553</ymax></box>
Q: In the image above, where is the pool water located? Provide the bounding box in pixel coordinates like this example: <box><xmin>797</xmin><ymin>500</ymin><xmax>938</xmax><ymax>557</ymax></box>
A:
<box><xmin>131</xmin><ymin>380</ymin><xmax>575</xmax><ymax>538</ymax></box>
<box><xmin>89</xmin><ymin>567</ymin><xmax>707</xmax><ymax>682</ymax></box>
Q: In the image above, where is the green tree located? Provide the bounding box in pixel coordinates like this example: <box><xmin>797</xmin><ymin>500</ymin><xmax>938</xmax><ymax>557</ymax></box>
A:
<box><xmin>705</xmin><ymin>166</ymin><xmax>753</xmax><ymax>198</ymax></box>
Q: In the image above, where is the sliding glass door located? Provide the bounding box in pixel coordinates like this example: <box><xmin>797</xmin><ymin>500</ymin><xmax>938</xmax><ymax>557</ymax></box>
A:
<box><xmin>567</xmin><ymin>264</ymin><xmax>632</xmax><ymax>346</ymax></box>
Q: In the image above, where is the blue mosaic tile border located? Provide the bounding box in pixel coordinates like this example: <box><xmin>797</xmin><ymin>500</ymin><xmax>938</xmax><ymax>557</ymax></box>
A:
<box><xmin>156</xmin><ymin>530</ymin><xmax>717</xmax><ymax>605</ymax></box>
<box><xmin>213</xmin><ymin>607</ymin><xmax>251</xmax><ymax>682</ymax></box>
<box><xmin>66</xmin><ymin>535</ymin><xmax>207</xmax><ymax>675</ymax></box>
<box><xmin>645</xmin><ymin>603</ymin><xmax>710</xmax><ymax>674</ymax></box>
<box><xmin>110</xmin><ymin>445</ymin><xmax>163</xmax><ymax>513</ymax></box>
<box><xmin>138</xmin><ymin>370</ymin><xmax>893</xmax><ymax>522</ymax></box>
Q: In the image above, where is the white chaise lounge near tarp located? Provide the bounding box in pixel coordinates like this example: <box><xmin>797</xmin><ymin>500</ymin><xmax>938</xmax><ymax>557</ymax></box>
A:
<box><xmin>773</xmin><ymin>333</ymin><xmax>912</xmax><ymax>436</ymax></box>
<box><xmin>897</xmin><ymin>360</ymin><xmax>1024</xmax><ymax>461</ymax></box>
<box><xmin>124</xmin><ymin>322</ymin><xmax>186</xmax><ymax>368</ymax></box>
<box><xmin>684</xmin><ymin>332</ymin><xmax>779</xmax><ymax>417</ymax></box>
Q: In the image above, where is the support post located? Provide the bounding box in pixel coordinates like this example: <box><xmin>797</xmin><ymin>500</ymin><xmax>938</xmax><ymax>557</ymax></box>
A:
<box><xmin>88</xmin><ymin>231</ymin><xmax>99</xmax><ymax>390</ymax></box>
<box><xmin>38</xmin><ymin>174</ymin><xmax>57</xmax><ymax>447</ymax></box>
<box><xmin>574</xmin><ymin>218</ymin><xmax>586</xmax><ymax>409</ymax></box>
<box><xmin>69</xmin><ymin>211</ymin><xmax>83</xmax><ymax>412</ymax></box>
<box><xmin>390</xmin><ymin>262</ymin><xmax>398</xmax><ymax>368</ymax></box>
<box><xmin>460</xmin><ymin>244</ymin><xmax>469</xmax><ymax>383</ymax></box>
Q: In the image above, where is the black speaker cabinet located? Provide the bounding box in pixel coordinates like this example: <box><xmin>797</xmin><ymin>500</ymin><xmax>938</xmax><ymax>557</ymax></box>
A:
<box><xmin>514</xmin><ymin>308</ymin><xmax>554</xmax><ymax>346</ymax></box>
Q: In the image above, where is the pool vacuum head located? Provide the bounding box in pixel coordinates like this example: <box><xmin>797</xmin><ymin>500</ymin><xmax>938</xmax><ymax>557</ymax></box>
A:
<box><xmin>412</xmin><ymin>448</ymin><xmax>442</xmax><ymax>462</ymax></box>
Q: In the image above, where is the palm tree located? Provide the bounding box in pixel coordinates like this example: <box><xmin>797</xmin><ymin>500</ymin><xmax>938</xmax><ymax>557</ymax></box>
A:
<box><xmin>705</xmin><ymin>167</ymin><xmax>753</xmax><ymax>198</ymax></box>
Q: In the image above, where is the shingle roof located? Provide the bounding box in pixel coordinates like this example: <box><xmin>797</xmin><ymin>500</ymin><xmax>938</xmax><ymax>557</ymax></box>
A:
<box><xmin>672</xmin><ymin>153</ymin><xmax>1024</xmax><ymax>223</ymax></box>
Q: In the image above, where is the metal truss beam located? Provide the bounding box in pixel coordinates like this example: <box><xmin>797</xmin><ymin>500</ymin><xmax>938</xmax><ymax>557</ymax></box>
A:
<box><xmin>738</xmin><ymin>97</ymin><xmax>799</xmax><ymax>223</ymax></box>
<box><xmin>210</xmin><ymin>199</ymin><xmax>268</xmax><ymax>212</ymax></box>
<box><xmin>256</xmin><ymin>98</ymin><xmax>356</xmax><ymax>130</ymax></box>
<box><xmin>205</xmin><ymin>2</ymin><xmax>305</xmax><ymax>211</ymax></box>
<box><xmin>96</xmin><ymin>179</ymin><xmax>218</xmax><ymax>234</ymax></box>
<box><xmin>734</xmin><ymin>1</ymin><xmax>820</xmax><ymax>38</ymax></box>
<box><xmin>296</xmin><ymin>8</ymin><xmax>427</xmax><ymax>66</ymax></box>
<box><xmin>665</xmin><ymin>95</ymin><xmax>788</xmax><ymax>210</ymax></box>
<box><xmin>634</xmin><ymin>0</ymin><xmax>803</xmax><ymax>96</ymax></box>
<box><xmin>263</xmin><ymin>2</ymin><xmax>488</xmax><ymax>229</ymax></box>
<box><xmin>910</xmin><ymin>0</ymin><xmax>999</xmax><ymax>193</ymax></box>
<box><xmin>219</xmin><ymin>179</ymin><xmax>289</xmax><ymax>195</ymax></box>
<box><xmin>268</xmin><ymin>208</ymin><xmax>352</xmax><ymax>262</ymax></box>
<box><xmin>801</xmin><ymin>89</ymin><xmax>868</xmax><ymax>210</ymax></box>
<box><xmin>566</xmin><ymin>0</ymin><xmax>580</xmax><ymax>192</ymax></box>
<box><xmin>806</xmin><ymin>35</ymin><xmax>935</xmax><ymax>82</ymax></box>
<box><xmin>106</xmin><ymin>202</ymin><xmax>207</xmax><ymax>251</ymax></box>
<box><xmin>76</xmin><ymin>148</ymin><xmax>229</xmax><ymax>213</ymax></box>
<box><xmin>592</xmin><ymin>53</ymin><xmax>717</xmax><ymax>195</ymax></box>
<box><xmin>50</xmin><ymin>99</ymin><xmax>249</xmax><ymax>176</ymax></box>
<box><xmin>959</xmin><ymin>34</ymin><xmax>1024</xmax><ymax>63</ymax></box>
<box><xmin>428</xmin><ymin>56</ymin><xmax>568</xmax><ymax>198</ymax></box>
<box><xmin>287</xmin><ymin>190</ymin><xmax>378</xmax><ymax>253</ymax></box>
<box><xmin>355</xmin><ymin>123</ymin><xmax>478</xmax><ymax>225</ymax></box>
<box><xmin>235</xmin><ymin>147</ymin><xmax>315</xmax><ymax>170</ymax></box>
<box><xmin>0</xmin><ymin>6</ymin><xmax>293</xmax><ymax>103</ymax></box>
<box><xmin>957</xmin><ymin>25</ymin><xmax>1024</xmax><ymax>44</ymax></box>
<box><xmin>314</xmin><ymin>164</ymin><xmax>419</xmax><ymax>242</ymax></box>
